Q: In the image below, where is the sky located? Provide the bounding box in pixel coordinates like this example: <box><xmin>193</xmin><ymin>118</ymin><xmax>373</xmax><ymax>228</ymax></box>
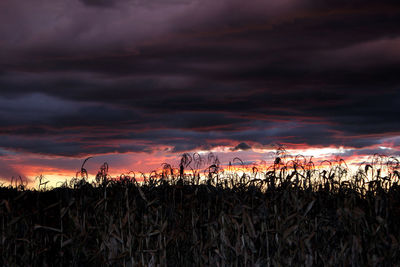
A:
<box><xmin>1</xmin><ymin>0</ymin><xmax>400</xmax><ymax>186</ymax></box>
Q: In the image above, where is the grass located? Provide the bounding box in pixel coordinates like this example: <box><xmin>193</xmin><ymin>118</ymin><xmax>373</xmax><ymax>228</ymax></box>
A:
<box><xmin>1</xmin><ymin>149</ymin><xmax>400</xmax><ymax>266</ymax></box>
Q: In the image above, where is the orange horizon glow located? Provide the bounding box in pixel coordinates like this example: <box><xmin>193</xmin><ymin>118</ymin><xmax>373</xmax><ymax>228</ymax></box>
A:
<box><xmin>2</xmin><ymin>144</ymin><xmax>398</xmax><ymax>189</ymax></box>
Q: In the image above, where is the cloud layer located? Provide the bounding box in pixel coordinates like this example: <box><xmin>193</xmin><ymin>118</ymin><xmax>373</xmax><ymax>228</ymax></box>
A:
<box><xmin>0</xmin><ymin>0</ymin><xmax>400</xmax><ymax>180</ymax></box>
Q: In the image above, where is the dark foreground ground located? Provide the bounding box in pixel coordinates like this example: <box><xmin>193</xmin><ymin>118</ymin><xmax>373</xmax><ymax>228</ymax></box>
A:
<box><xmin>1</xmin><ymin>175</ymin><xmax>400</xmax><ymax>266</ymax></box>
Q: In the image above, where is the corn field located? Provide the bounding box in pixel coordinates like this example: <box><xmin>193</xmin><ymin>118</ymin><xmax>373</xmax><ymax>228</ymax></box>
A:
<box><xmin>1</xmin><ymin>151</ymin><xmax>400</xmax><ymax>266</ymax></box>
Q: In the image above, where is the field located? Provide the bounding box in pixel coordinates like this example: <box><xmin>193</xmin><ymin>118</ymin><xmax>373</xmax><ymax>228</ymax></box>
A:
<box><xmin>1</xmin><ymin>150</ymin><xmax>400</xmax><ymax>266</ymax></box>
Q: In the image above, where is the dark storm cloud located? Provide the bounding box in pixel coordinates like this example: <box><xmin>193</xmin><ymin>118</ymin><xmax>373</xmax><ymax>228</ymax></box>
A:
<box><xmin>78</xmin><ymin>0</ymin><xmax>192</xmax><ymax>8</ymax></box>
<box><xmin>232</xmin><ymin>142</ymin><xmax>252</xmax><ymax>151</ymax></box>
<box><xmin>0</xmin><ymin>0</ymin><xmax>399</xmax><ymax>158</ymax></box>
<box><xmin>79</xmin><ymin>0</ymin><xmax>116</xmax><ymax>8</ymax></box>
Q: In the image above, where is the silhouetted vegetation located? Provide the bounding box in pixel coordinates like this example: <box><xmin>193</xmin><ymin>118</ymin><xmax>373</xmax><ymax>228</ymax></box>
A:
<box><xmin>1</xmin><ymin>149</ymin><xmax>400</xmax><ymax>266</ymax></box>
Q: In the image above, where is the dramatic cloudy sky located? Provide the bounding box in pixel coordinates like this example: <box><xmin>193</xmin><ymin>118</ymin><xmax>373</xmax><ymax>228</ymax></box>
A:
<box><xmin>1</xmin><ymin>0</ymin><xmax>400</xmax><ymax>184</ymax></box>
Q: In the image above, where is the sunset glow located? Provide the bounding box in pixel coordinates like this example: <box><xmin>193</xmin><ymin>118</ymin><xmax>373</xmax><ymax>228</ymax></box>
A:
<box><xmin>1</xmin><ymin>144</ymin><xmax>395</xmax><ymax>188</ymax></box>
